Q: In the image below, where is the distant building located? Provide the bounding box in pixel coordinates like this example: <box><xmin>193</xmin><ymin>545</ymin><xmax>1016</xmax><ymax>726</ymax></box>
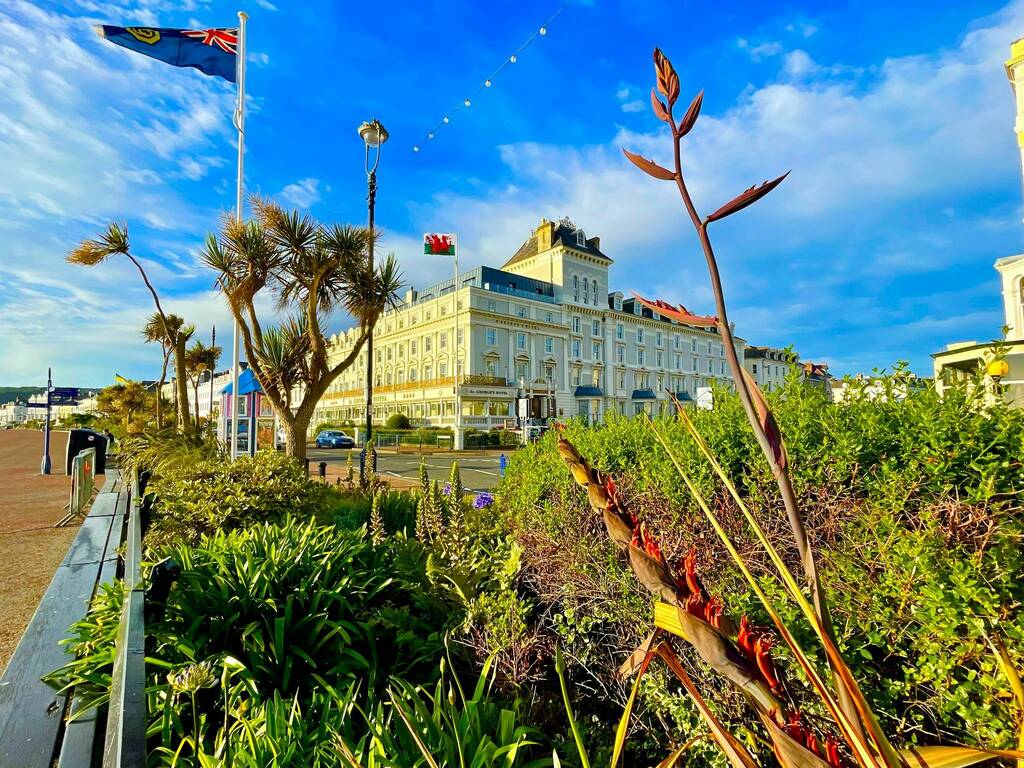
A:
<box><xmin>932</xmin><ymin>40</ymin><xmax>1024</xmax><ymax>407</ymax></box>
<box><xmin>313</xmin><ymin>217</ymin><xmax>748</xmax><ymax>443</ymax></box>
<box><xmin>0</xmin><ymin>401</ymin><xmax>27</xmax><ymax>425</ymax></box>
<box><xmin>743</xmin><ymin>346</ymin><xmax>800</xmax><ymax>392</ymax></box>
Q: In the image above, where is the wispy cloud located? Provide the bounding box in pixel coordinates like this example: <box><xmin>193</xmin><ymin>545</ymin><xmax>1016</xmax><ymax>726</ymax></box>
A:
<box><xmin>279</xmin><ymin>178</ymin><xmax>323</xmax><ymax>208</ymax></box>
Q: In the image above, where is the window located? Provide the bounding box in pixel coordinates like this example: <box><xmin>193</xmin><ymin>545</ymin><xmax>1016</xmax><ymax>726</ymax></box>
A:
<box><xmin>572</xmin><ymin>368</ymin><xmax>582</xmax><ymax>386</ymax></box>
<box><xmin>409</xmin><ymin>368</ymin><xmax>418</xmax><ymax>382</ymax></box>
<box><xmin>424</xmin><ymin>365</ymin><xmax>432</xmax><ymax>379</ymax></box>
<box><xmin>572</xmin><ymin>340</ymin><xmax>582</xmax><ymax>358</ymax></box>
<box><xmin>546</xmin><ymin>311</ymin><xmax>554</xmax><ymax>323</ymax></box>
<box><xmin>573</xmin><ymin>275</ymin><xmax>579</xmax><ymax>301</ymax></box>
<box><xmin>592</xmin><ymin>281</ymin><xmax>601</xmax><ymax>305</ymax></box>
<box><xmin>592</xmin><ymin>368</ymin><xmax>601</xmax><ymax>386</ymax></box>
<box><xmin>410</xmin><ymin>340</ymin><xmax>417</xmax><ymax>354</ymax></box>
<box><xmin>583</xmin><ymin>277</ymin><xmax>589</xmax><ymax>304</ymax></box>
<box><xmin>516</xmin><ymin>332</ymin><xmax>527</xmax><ymax>350</ymax></box>
<box><xmin>439</xmin><ymin>361</ymin><xmax>448</xmax><ymax>376</ymax></box>
<box><xmin>236</xmin><ymin>396</ymin><xmax>248</xmax><ymax>417</ymax></box>
<box><xmin>637</xmin><ymin>327</ymin><xmax>644</xmax><ymax>343</ymax></box>
<box><xmin>544</xmin><ymin>364</ymin><xmax>555</xmax><ymax>381</ymax></box>
<box><xmin>545</xmin><ymin>337</ymin><xmax>554</xmax><ymax>354</ymax></box>
<box><xmin>691</xmin><ymin>339</ymin><xmax>697</xmax><ymax>353</ymax></box>
<box><xmin>616</xmin><ymin>323</ymin><xmax>624</xmax><ymax>340</ymax></box>
<box><xmin>424</xmin><ymin>336</ymin><xmax>432</xmax><ymax>352</ymax></box>
<box><xmin>720</xmin><ymin>361</ymin><xmax>726</xmax><ymax>375</ymax></box>
<box><xmin>616</xmin><ymin>345</ymin><xmax>625</xmax><ymax>363</ymax></box>
<box><xmin>517</xmin><ymin>305</ymin><xmax>528</xmax><ymax>318</ymax></box>
<box><xmin>593</xmin><ymin>342</ymin><xmax>602</xmax><ymax>361</ymax></box>
<box><xmin>752</xmin><ymin>363</ymin><xmax>758</xmax><ymax>374</ymax></box>
<box><xmin>515</xmin><ymin>361</ymin><xmax>528</xmax><ymax>382</ymax></box>
<box><xmin>485</xmin><ymin>328</ymin><xmax>497</xmax><ymax>346</ymax></box>
<box><xmin>692</xmin><ymin>356</ymin><xmax>698</xmax><ymax>371</ymax></box>
<box><xmin>457</xmin><ymin>328</ymin><xmax>465</xmax><ymax>345</ymax></box>
<box><xmin>708</xmin><ymin>359</ymin><xmax>713</xmax><ymax>374</ymax></box>
<box><xmin>592</xmin><ymin>319</ymin><xmax>600</xmax><ymax>335</ymax></box>
<box><xmin>656</xmin><ymin>351</ymin><xmax>663</xmax><ymax>367</ymax></box>
<box><xmin>617</xmin><ymin>371</ymin><xmax>626</xmax><ymax>389</ymax></box>
<box><xmin>638</xmin><ymin>349</ymin><xmax>645</xmax><ymax>366</ymax></box>
<box><xmin>487</xmin><ymin>299</ymin><xmax>497</xmax><ymax>312</ymax></box>
<box><xmin>572</xmin><ymin>317</ymin><xmax>581</xmax><ymax>334</ymax></box>
<box><xmin>577</xmin><ymin>229</ymin><xmax>586</xmax><ymax>246</ymax></box>
<box><xmin>485</xmin><ymin>359</ymin><xmax>497</xmax><ymax>376</ymax></box>
<box><xmin>675</xmin><ymin>354</ymin><xmax>681</xmax><ymax>369</ymax></box>
<box><xmin>440</xmin><ymin>331</ymin><xmax>447</xmax><ymax>348</ymax></box>
<box><xmin>674</xmin><ymin>335</ymin><xmax>680</xmax><ymax>350</ymax></box>
<box><xmin>656</xmin><ymin>331</ymin><xmax>662</xmax><ymax>346</ymax></box>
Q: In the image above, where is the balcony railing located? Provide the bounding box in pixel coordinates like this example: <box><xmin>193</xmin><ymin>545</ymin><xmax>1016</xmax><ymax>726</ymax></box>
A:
<box><xmin>321</xmin><ymin>374</ymin><xmax>512</xmax><ymax>402</ymax></box>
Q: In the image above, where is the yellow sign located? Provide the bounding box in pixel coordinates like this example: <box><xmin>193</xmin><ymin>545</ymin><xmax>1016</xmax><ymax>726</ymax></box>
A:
<box><xmin>126</xmin><ymin>27</ymin><xmax>160</xmax><ymax>44</ymax></box>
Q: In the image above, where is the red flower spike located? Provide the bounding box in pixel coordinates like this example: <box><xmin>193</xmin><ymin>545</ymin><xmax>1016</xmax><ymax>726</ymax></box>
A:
<box><xmin>640</xmin><ymin>525</ymin><xmax>664</xmax><ymax>563</ymax></box>
<box><xmin>754</xmin><ymin>635</ymin><xmax>783</xmax><ymax>693</ymax></box>
<box><xmin>685</xmin><ymin>592</ymin><xmax>706</xmax><ymax>618</ymax></box>
<box><xmin>630</xmin><ymin>527</ymin><xmax>641</xmax><ymax>549</ymax></box>
<box><xmin>703</xmin><ymin>596</ymin><xmax>724</xmax><ymax>629</ymax></box>
<box><xmin>805</xmin><ymin>731</ymin><xmax>820</xmax><ymax>757</ymax></box>
<box><xmin>825</xmin><ymin>738</ymin><xmax>843</xmax><ymax>768</ymax></box>
<box><xmin>684</xmin><ymin>551</ymin><xmax>705</xmax><ymax>598</ymax></box>
<box><xmin>784</xmin><ymin>712</ymin><xmax>807</xmax><ymax>744</ymax></box>
<box><xmin>737</xmin><ymin>616</ymin><xmax>757</xmax><ymax>660</ymax></box>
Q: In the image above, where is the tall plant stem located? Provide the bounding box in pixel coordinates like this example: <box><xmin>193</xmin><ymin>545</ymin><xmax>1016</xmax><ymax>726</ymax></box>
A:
<box><xmin>665</xmin><ymin>102</ymin><xmax>865</xmax><ymax>743</ymax></box>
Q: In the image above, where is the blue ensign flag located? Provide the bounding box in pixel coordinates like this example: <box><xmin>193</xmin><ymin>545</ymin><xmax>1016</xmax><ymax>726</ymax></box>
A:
<box><xmin>96</xmin><ymin>26</ymin><xmax>238</xmax><ymax>82</ymax></box>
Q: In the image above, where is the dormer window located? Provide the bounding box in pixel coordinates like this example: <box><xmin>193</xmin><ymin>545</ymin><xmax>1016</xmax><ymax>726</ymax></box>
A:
<box><xmin>576</xmin><ymin>230</ymin><xmax>586</xmax><ymax>246</ymax></box>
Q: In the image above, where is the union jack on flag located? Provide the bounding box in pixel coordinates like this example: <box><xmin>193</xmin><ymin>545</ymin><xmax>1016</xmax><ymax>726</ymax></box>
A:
<box><xmin>96</xmin><ymin>25</ymin><xmax>239</xmax><ymax>82</ymax></box>
<box><xmin>182</xmin><ymin>28</ymin><xmax>238</xmax><ymax>54</ymax></box>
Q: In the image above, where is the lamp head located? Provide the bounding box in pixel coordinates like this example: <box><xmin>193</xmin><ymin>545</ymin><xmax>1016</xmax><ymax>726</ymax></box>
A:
<box><xmin>358</xmin><ymin>119</ymin><xmax>389</xmax><ymax>148</ymax></box>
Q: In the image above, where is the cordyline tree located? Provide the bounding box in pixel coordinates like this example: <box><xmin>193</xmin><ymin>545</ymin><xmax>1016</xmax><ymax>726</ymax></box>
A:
<box><xmin>551</xmin><ymin>47</ymin><xmax>1024</xmax><ymax>768</ymax></box>
<box><xmin>184</xmin><ymin>339</ymin><xmax>221</xmax><ymax>427</ymax></box>
<box><xmin>201</xmin><ymin>198</ymin><xmax>402</xmax><ymax>460</ymax></box>
<box><xmin>69</xmin><ymin>224</ymin><xmax>193</xmax><ymax>429</ymax></box>
<box><xmin>142</xmin><ymin>312</ymin><xmax>193</xmax><ymax>430</ymax></box>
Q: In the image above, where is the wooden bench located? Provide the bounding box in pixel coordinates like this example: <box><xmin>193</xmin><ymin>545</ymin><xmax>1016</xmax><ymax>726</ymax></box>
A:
<box><xmin>0</xmin><ymin>470</ymin><xmax>134</xmax><ymax>767</ymax></box>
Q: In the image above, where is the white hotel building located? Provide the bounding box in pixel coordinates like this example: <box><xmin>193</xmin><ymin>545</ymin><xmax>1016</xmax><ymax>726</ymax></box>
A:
<box><xmin>313</xmin><ymin>217</ymin><xmax>747</xmax><ymax>437</ymax></box>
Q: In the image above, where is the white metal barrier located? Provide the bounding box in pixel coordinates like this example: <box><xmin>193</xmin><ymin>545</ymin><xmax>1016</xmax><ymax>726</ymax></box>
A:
<box><xmin>56</xmin><ymin>447</ymin><xmax>95</xmax><ymax>527</ymax></box>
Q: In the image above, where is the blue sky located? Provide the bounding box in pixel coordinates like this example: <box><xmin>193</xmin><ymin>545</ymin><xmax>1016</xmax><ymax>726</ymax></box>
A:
<box><xmin>1</xmin><ymin>0</ymin><xmax>1022</xmax><ymax>386</ymax></box>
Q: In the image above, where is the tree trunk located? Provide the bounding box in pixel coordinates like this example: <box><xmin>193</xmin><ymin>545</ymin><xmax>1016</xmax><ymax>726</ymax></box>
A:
<box><xmin>281</xmin><ymin>415</ymin><xmax>309</xmax><ymax>462</ymax></box>
<box><xmin>173</xmin><ymin>338</ymin><xmax>191</xmax><ymax>430</ymax></box>
<box><xmin>193</xmin><ymin>379</ymin><xmax>200</xmax><ymax>430</ymax></box>
<box><xmin>155</xmin><ymin>350</ymin><xmax>169</xmax><ymax>430</ymax></box>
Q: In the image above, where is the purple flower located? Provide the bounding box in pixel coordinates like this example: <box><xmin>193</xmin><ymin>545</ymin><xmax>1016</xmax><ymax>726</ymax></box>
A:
<box><xmin>473</xmin><ymin>492</ymin><xmax>494</xmax><ymax>510</ymax></box>
<box><xmin>442</xmin><ymin>482</ymin><xmax>453</xmax><ymax>496</ymax></box>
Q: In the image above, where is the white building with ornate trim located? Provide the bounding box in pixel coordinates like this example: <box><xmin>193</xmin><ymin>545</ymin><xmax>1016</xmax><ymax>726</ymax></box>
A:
<box><xmin>313</xmin><ymin>217</ymin><xmax>747</xmax><ymax>438</ymax></box>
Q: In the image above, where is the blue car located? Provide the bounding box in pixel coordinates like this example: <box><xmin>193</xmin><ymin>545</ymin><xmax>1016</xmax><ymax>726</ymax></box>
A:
<box><xmin>315</xmin><ymin>430</ymin><xmax>355</xmax><ymax>449</ymax></box>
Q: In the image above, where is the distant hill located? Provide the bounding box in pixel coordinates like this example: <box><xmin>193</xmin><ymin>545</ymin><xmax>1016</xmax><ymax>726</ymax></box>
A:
<box><xmin>0</xmin><ymin>386</ymin><xmax>45</xmax><ymax>404</ymax></box>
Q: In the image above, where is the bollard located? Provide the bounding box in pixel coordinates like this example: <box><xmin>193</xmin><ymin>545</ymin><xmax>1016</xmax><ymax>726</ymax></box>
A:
<box><xmin>319</xmin><ymin>461</ymin><xmax>327</xmax><ymax>483</ymax></box>
<box><xmin>499</xmin><ymin>453</ymin><xmax>507</xmax><ymax>478</ymax></box>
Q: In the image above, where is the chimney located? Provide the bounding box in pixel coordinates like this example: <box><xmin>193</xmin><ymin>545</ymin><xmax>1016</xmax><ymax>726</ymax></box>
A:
<box><xmin>535</xmin><ymin>218</ymin><xmax>554</xmax><ymax>251</ymax></box>
<box><xmin>587</xmin><ymin>235</ymin><xmax>600</xmax><ymax>251</ymax></box>
<box><xmin>404</xmin><ymin>287</ymin><xmax>418</xmax><ymax>304</ymax></box>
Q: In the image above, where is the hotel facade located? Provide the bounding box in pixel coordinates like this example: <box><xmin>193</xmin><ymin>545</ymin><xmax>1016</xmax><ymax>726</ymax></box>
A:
<box><xmin>312</xmin><ymin>217</ymin><xmax>747</xmax><ymax>440</ymax></box>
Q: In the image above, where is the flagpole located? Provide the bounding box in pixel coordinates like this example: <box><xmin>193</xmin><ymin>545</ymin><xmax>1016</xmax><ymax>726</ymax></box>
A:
<box><xmin>230</xmin><ymin>10</ymin><xmax>247</xmax><ymax>460</ymax></box>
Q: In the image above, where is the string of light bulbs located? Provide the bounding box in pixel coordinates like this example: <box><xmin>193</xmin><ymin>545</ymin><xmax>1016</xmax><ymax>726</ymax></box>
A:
<box><xmin>411</xmin><ymin>1</ymin><xmax>571</xmax><ymax>153</ymax></box>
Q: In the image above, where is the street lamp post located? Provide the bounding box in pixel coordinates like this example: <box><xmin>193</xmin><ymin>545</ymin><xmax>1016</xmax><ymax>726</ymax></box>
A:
<box><xmin>358</xmin><ymin>119</ymin><xmax>388</xmax><ymax>455</ymax></box>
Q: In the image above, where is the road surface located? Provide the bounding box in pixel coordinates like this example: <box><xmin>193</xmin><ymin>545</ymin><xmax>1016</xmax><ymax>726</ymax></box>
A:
<box><xmin>305</xmin><ymin>447</ymin><xmax>507</xmax><ymax>491</ymax></box>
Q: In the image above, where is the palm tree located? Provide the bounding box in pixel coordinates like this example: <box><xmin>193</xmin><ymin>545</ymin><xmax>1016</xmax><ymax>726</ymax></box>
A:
<box><xmin>142</xmin><ymin>312</ymin><xmax>173</xmax><ymax>429</ymax></box>
<box><xmin>184</xmin><ymin>339</ymin><xmax>221</xmax><ymax>428</ymax></box>
<box><xmin>201</xmin><ymin>198</ymin><xmax>402</xmax><ymax>460</ymax></box>
<box><xmin>69</xmin><ymin>224</ymin><xmax>193</xmax><ymax>429</ymax></box>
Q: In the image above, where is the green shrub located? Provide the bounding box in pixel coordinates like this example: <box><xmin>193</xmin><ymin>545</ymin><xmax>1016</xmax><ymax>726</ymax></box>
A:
<box><xmin>497</xmin><ymin>375</ymin><xmax>1024</xmax><ymax>754</ymax></box>
<box><xmin>385</xmin><ymin>412</ymin><xmax>412</xmax><ymax>430</ymax></box>
<box><xmin>145</xmin><ymin>450</ymin><xmax>334</xmax><ymax>547</ymax></box>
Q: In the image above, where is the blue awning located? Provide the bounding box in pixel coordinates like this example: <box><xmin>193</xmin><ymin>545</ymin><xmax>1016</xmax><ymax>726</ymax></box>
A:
<box><xmin>573</xmin><ymin>386</ymin><xmax>604</xmax><ymax>397</ymax></box>
<box><xmin>673</xmin><ymin>391</ymin><xmax>693</xmax><ymax>402</ymax></box>
<box><xmin>631</xmin><ymin>389</ymin><xmax>657</xmax><ymax>400</ymax></box>
<box><xmin>221</xmin><ymin>368</ymin><xmax>263</xmax><ymax>396</ymax></box>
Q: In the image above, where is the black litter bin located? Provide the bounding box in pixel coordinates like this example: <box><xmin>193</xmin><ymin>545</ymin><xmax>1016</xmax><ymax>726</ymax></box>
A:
<box><xmin>66</xmin><ymin>428</ymin><xmax>108</xmax><ymax>475</ymax></box>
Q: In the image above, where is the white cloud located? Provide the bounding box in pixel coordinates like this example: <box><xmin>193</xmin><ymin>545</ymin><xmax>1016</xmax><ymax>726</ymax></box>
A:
<box><xmin>255</xmin><ymin>0</ymin><xmax>278</xmax><ymax>10</ymax></box>
<box><xmin>279</xmin><ymin>178</ymin><xmax>322</xmax><ymax>208</ymax></box>
<box><xmin>248</xmin><ymin>51</ymin><xmax>270</xmax><ymax>66</ymax></box>
<box><xmin>738</xmin><ymin>38</ymin><xmax>784</xmax><ymax>61</ymax></box>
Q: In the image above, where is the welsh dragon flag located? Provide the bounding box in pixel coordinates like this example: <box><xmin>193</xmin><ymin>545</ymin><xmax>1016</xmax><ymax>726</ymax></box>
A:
<box><xmin>423</xmin><ymin>233</ymin><xmax>456</xmax><ymax>256</ymax></box>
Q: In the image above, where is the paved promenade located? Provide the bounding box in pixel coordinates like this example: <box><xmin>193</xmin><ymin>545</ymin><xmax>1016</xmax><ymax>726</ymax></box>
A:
<box><xmin>0</xmin><ymin>430</ymin><xmax>76</xmax><ymax>671</ymax></box>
